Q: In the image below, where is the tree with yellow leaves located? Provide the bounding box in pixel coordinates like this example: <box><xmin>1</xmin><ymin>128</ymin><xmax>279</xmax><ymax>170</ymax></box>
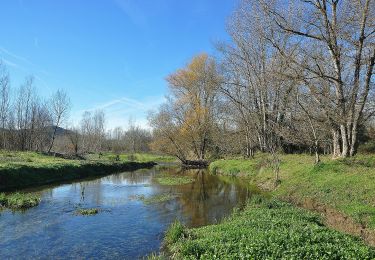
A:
<box><xmin>149</xmin><ymin>54</ymin><xmax>221</xmax><ymax>164</ymax></box>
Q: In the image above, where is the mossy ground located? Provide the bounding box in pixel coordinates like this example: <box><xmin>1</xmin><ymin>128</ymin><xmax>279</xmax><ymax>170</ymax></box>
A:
<box><xmin>165</xmin><ymin>197</ymin><xmax>375</xmax><ymax>259</ymax></box>
<box><xmin>210</xmin><ymin>153</ymin><xmax>375</xmax><ymax>229</ymax></box>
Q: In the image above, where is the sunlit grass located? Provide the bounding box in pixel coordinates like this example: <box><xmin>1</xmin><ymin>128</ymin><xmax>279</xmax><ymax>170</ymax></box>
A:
<box><xmin>210</xmin><ymin>153</ymin><xmax>375</xmax><ymax>228</ymax></box>
<box><xmin>85</xmin><ymin>152</ymin><xmax>176</xmax><ymax>163</ymax></box>
<box><xmin>0</xmin><ymin>192</ymin><xmax>40</xmax><ymax>209</ymax></box>
<box><xmin>165</xmin><ymin>197</ymin><xmax>375</xmax><ymax>259</ymax></box>
<box><xmin>156</xmin><ymin>176</ymin><xmax>194</xmax><ymax>186</ymax></box>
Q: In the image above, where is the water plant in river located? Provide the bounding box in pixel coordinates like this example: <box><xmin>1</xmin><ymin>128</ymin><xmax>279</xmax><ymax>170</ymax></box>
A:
<box><xmin>129</xmin><ymin>193</ymin><xmax>177</xmax><ymax>204</ymax></box>
<box><xmin>156</xmin><ymin>176</ymin><xmax>194</xmax><ymax>186</ymax></box>
<box><xmin>165</xmin><ymin>196</ymin><xmax>375</xmax><ymax>259</ymax></box>
<box><xmin>76</xmin><ymin>208</ymin><xmax>100</xmax><ymax>216</ymax></box>
<box><xmin>0</xmin><ymin>192</ymin><xmax>40</xmax><ymax>209</ymax></box>
<box><xmin>142</xmin><ymin>194</ymin><xmax>177</xmax><ymax>204</ymax></box>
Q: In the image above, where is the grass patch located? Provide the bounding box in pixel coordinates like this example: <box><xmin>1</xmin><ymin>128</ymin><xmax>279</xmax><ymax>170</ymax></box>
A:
<box><xmin>129</xmin><ymin>193</ymin><xmax>177</xmax><ymax>204</ymax></box>
<box><xmin>76</xmin><ymin>208</ymin><xmax>99</xmax><ymax>216</ymax></box>
<box><xmin>85</xmin><ymin>152</ymin><xmax>176</xmax><ymax>163</ymax></box>
<box><xmin>0</xmin><ymin>151</ymin><xmax>155</xmax><ymax>191</ymax></box>
<box><xmin>165</xmin><ymin>220</ymin><xmax>188</xmax><ymax>245</ymax></box>
<box><xmin>165</xmin><ymin>197</ymin><xmax>375</xmax><ymax>259</ymax></box>
<box><xmin>0</xmin><ymin>192</ymin><xmax>40</xmax><ymax>209</ymax></box>
<box><xmin>156</xmin><ymin>176</ymin><xmax>194</xmax><ymax>186</ymax></box>
<box><xmin>142</xmin><ymin>194</ymin><xmax>177</xmax><ymax>204</ymax></box>
<box><xmin>210</xmin><ymin>153</ymin><xmax>375</xmax><ymax>229</ymax></box>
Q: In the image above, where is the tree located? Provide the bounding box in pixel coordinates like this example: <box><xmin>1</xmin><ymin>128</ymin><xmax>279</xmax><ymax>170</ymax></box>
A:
<box><xmin>149</xmin><ymin>54</ymin><xmax>221</xmax><ymax>162</ymax></box>
<box><xmin>48</xmin><ymin>89</ymin><xmax>71</xmax><ymax>153</ymax></box>
<box><xmin>258</xmin><ymin>0</ymin><xmax>375</xmax><ymax>157</ymax></box>
<box><xmin>0</xmin><ymin>62</ymin><xmax>10</xmax><ymax>149</ymax></box>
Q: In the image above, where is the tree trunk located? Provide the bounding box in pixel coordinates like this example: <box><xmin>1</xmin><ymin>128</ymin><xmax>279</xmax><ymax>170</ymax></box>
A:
<box><xmin>349</xmin><ymin>122</ymin><xmax>358</xmax><ymax>156</ymax></box>
<box><xmin>332</xmin><ymin>129</ymin><xmax>341</xmax><ymax>158</ymax></box>
<box><xmin>340</xmin><ymin>124</ymin><xmax>349</xmax><ymax>158</ymax></box>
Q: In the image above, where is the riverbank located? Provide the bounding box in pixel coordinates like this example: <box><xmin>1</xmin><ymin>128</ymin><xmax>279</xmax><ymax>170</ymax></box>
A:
<box><xmin>164</xmin><ymin>197</ymin><xmax>375</xmax><ymax>259</ymax></box>
<box><xmin>209</xmin><ymin>153</ymin><xmax>375</xmax><ymax>243</ymax></box>
<box><xmin>0</xmin><ymin>151</ymin><xmax>160</xmax><ymax>191</ymax></box>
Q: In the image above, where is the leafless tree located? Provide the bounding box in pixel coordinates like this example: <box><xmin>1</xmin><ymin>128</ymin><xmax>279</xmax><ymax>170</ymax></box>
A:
<box><xmin>48</xmin><ymin>89</ymin><xmax>71</xmax><ymax>152</ymax></box>
<box><xmin>258</xmin><ymin>0</ymin><xmax>375</xmax><ymax>157</ymax></box>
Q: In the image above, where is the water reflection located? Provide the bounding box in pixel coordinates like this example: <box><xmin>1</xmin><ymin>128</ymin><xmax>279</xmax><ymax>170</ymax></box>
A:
<box><xmin>0</xmin><ymin>166</ymin><xmax>257</xmax><ymax>259</ymax></box>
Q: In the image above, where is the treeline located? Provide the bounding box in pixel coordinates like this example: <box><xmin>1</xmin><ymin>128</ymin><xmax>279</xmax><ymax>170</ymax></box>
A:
<box><xmin>0</xmin><ymin>64</ymin><xmax>70</xmax><ymax>152</ymax></box>
<box><xmin>149</xmin><ymin>0</ymin><xmax>375</xmax><ymax>163</ymax></box>
<box><xmin>66</xmin><ymin>116</ymin><xmax>152</xmax><ymax>155</ymax></box>
<box><xmin>0</xmin><ymin>62</ymin><xmax>152</xmax><ymax>156</ymax></box>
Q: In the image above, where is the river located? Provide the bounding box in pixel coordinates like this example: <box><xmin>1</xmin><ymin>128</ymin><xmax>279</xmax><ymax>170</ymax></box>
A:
<box><xmin>0</xmin><ymin>165</ymin><xmax>257</xmax><ymax>259</ymax></box>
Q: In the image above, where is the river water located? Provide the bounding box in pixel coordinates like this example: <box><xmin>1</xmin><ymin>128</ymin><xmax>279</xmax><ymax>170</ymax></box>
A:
<box><xmin>0</xmin><ymin>165</ymin><xmax>257</xmax><ymax>259</ymax></box>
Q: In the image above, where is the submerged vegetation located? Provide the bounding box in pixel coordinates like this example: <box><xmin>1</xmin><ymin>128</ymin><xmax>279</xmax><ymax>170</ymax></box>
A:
<box><xmin>165</xmin><ymin>197</ymin><xmax>375</xmax><ymax>259</ymax></box>
<box><xmin>76</xmin><ymin>208</ymin><xmax>100</xmax><ymax>216</ymax></box>
<box><xmin>141</xmin><ymin>194</ymin><xmax>177</xmax><ymax>205</ymax></box>
<box><xmin>156</xmin><ymin>176</ymin><xmax>194</xmax><ymax>186</ymax></box>
<box><xmin>0</xmin><ymin>192</ymin><xmax>40</xmax><ymax>209</ymax></box>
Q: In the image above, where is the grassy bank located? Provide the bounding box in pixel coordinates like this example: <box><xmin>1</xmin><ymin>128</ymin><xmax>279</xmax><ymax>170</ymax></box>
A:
<box><xmin>210</xmin><ymin>154</ymin><xmax>375</xmax><ymax>230</ymax></box>
<box><xmin>0</xmin><ymin>192</ymin><xmax>40</xmax><ymax>209</ymax></box>
<box><xmin>0</xmin><ymin>151</ymin><xmax>156</xmax><ymax>191</ymax></box>
<box><xmin>84</xmin><ymin>152</ymin><xmax>176</xmax><ymax>163</ymax></box>
<box><xmin>164</xmin><ymin>197</ymin><xmax>375</xmax><ymax>259</ymax></box>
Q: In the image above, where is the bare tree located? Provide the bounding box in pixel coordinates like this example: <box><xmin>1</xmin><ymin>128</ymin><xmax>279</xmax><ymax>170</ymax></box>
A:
<box><xmin>0</xmin><ymin>62</ymin><xmax>10</xmax><ymax>149</ymax></box>
<box><xmin>48</xmin><ymin>89</ymin><xmax>71</xmax><ymax>153</ymax></box>
<box><xmin>258</xmin><ymin>0</ymin><xmax>375</xmax><ymax>157</ymax></box>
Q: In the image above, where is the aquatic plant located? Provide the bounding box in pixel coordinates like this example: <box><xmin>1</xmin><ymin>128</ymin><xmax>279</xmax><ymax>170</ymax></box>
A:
<box><xmin>76</xmin><ymin>208</ymin><xmax>99</xmax><ymax>216</ymax></box>
<box><xmin>0</xmin><ymin>192</ymin><xmax>40</xmax><ymax>209</ymax></box>
<box><xmin>142</xmin><ymin>194</ymin><xmax>176</xmax><ymax>204</ymax></box>
<box><xmin>156</xmin><ymin>176</ymin><xmax>194</xmax><ymax>186</ymax></box>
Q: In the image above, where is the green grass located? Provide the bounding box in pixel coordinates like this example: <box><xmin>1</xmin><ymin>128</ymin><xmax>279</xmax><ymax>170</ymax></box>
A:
<box><xmin>156</xmin><ymin>176</ymin><xmax>194</xmax><ymax>186</ymax></box>
<box><xmin>85</xmin><ymin>152</ymin><xmax>176</xmax><ymax>163</ymax></box>
<box><xmin>0</xmin><ymin>192</ymin><xmax>40</xmax><ymax>209</ymax></box>
<box><xmin>210</xmin><ymin>153</ymin><xmax>375</xmax><ymax>229</ymax></box>
<box><xmin>129</xmin><ymin>193</ymin><xmax>177</xmax><ymax>204</ymax></box>
<box><xmin>76</xmin><ymin>208</ymin><xmax>100</xmax><ymax>216</ymax></box>
<box><xmin>0</xmin><ymin>150</ymin><xmax>156</xmax><ymax>191</ymax></box>
<box><xmin>165</xmin><ymin>197</ymin><xmax>375</xmax><ymax>259</ymax></box>
<box><xmin>141</xmin><ymin>193</ymin><xmax>177</xmax><ymax>204</ymax></box>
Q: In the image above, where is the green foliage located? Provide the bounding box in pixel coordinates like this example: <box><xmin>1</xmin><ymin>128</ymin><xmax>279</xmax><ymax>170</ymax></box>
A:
<box><xmin>0</xmin><ymin>150</ymin><xmax>155</xmax><ymax>191</ymax></box>
<box><xmin>141</xmin><ymin>193</ymin><xmax>176</xmax><ymax>204</ymax></box>
<box><xmin>0</xmin><ymin>192</ymin><xmax>40</xmax><ymax>209</ymax></box>
<box><xmin>86</xmin><ymin>152</ymin><xmax>176</xmax><ymax>163</ymax></box>
<box><xmin>210</xmin><ymin>154</ymin><xmax>375</xmax><ymax>229</ymax></box>
<box><xmin>165</xmin><ymin>220</ymin><xmax>187</xmax><ymax>245</ymax></box>
<box><xmin>76</xmin><ymin>208</ymin><xmax>99</xmax><ymax>216</ymax></box>
<box><xmin>156</xmin><ymin>176</ymin><xmax>194</xmax><ymax>186</ymax></box>
<box><xmin>166</xmin><ymin>199</ymin><xmax>375</xmax><ymax>259</ymax></box>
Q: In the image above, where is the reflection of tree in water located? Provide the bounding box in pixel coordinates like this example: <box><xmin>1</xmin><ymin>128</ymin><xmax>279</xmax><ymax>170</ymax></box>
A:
<box><xmin>170</xmin><ymin>169</ymin><xmax>251</xmax><ymax>227</ymax></box>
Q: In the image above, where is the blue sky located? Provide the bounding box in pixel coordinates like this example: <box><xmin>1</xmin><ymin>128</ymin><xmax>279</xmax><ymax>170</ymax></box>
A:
<box><xmin>0</xmin><ymin>0</ymin><xmax>236</xmax><ymax>129</ymax></box>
